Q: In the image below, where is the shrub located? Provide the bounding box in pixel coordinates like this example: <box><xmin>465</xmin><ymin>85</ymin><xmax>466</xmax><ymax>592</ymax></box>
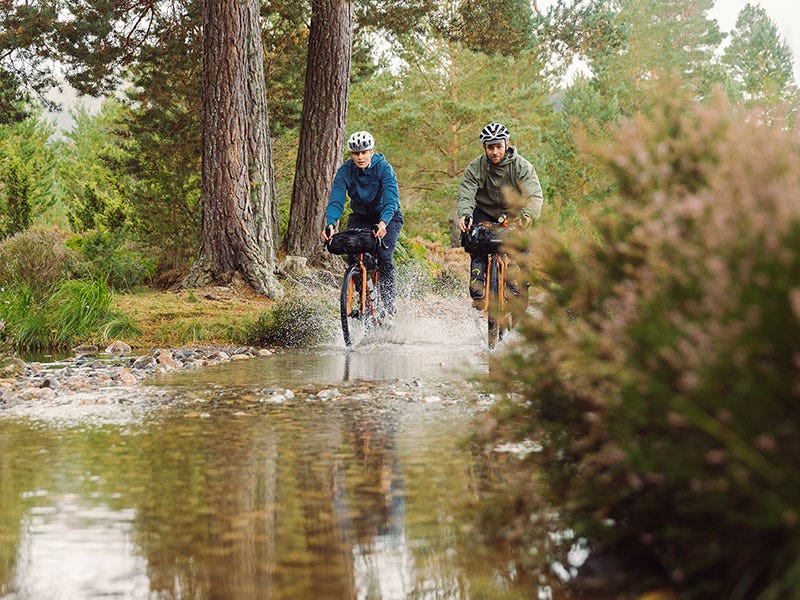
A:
<box><xmin>484</xmin><ymin>93</ymin><xmax>800</xmax><ymax>598</ymax></box>
<box><xmin>0</xmin><ymin>228</ymin><xmax>77</xmax><ymax>296</ymax></box>
<box><xmin>68</xmin><ymin>230</ymin><xmax>157</xmax><ymax>290</ymax></box>
<box><xmin>242</xmin><ymin>295</ymin><xmax>335</xmax><ymax>348</ymax></box>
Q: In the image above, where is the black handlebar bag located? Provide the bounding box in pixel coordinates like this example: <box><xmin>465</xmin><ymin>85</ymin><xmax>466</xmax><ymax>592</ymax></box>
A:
<box><xmin>460</xmin><ymin>225</ymin><xmax>504</xmax><ymax>254</ymax></box>
<box><xmin>327</xmin><ymin>228</ymin><xmax>377</xmax><ymax>255</ymax></box>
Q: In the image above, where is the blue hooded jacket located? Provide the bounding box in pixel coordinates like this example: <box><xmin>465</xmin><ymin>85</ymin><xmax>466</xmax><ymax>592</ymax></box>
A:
<box><xmin>325</xmin><ymin>152</ymin><xmax>400</xmax><ymax>227</ymax></box>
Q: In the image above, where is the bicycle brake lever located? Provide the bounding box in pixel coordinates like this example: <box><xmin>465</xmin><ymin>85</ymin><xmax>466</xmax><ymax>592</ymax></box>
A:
<box><xmin>371</xmin><ymin>224</ymin><xmax>389</xmax><ymax>250</ymax></box>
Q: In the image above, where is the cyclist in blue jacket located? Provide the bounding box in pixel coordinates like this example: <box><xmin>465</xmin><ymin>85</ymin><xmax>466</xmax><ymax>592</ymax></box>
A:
<box><xmin>322</xmin><ymin>131</ymin><xmax>404</xmax><ymax>315</ymax></box>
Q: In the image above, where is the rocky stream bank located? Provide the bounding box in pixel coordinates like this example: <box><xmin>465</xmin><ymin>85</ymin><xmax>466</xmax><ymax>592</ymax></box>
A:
<box><xmin>0</xmin><ymin>339</ymin><xmax>488</xmax><ymax>414</ymax></box>
<box><xmin>0</xmin><ymin>341</ymin><xmax>278</xmax><ymax>406</ymax></box>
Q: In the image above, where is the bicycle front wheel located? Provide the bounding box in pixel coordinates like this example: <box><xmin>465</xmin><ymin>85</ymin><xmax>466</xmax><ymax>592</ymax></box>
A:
<box><xmin>340</xmin><ymin>265</ymin><xmax>362</xmax><ymax>346</ymax></box>
<box><xmin>487</xmin><ymin>256</ymin><xmax>501</xmax><ymax>349</ymax></box>
<box><xmin>341</xmin><ymin>264</ymin><xmax>380</xmax><ymax>347</ymax></box>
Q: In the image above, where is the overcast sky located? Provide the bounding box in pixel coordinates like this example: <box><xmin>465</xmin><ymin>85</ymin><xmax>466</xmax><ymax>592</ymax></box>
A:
<box><xmin>537</xmin><ymin>0</ymin><xmax>800</xmax><ymax>79</ymax></box>
<box><xmin>712</xmin><ymin>0</ymin><xmax>800</xmax><ymax>79</ymax></box>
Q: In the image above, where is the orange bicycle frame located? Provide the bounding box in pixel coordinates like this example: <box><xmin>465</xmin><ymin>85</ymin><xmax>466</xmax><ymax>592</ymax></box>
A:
<box><xmin>346</xmin><ymin>256</ymin><xmax>379</xmax><ymax>316</ymax></box>
<box><xmin>481</xmin><ymin>253</ymin><xmax>506</xmax><ymax>313</ymax></box>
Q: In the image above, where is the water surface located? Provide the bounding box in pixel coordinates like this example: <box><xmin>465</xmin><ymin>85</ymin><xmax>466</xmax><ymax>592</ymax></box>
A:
<box><xmin>0</xmin><ymin>299</ymin><xmax>577</xmax><ymax>599</ymax></box>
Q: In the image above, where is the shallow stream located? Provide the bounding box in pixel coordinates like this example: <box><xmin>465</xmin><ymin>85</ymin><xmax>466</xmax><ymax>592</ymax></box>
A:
<box><xmin>0</xmin><ymin>298</ymin><xmax>585</xmax><ymax>599</ymax></box>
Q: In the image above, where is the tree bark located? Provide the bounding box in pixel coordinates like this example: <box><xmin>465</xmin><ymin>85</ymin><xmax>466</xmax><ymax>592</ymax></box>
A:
<box><xmin>283</xmin><ymin>0</ymin><xmax>354</xmax><ymax>260</ymax></box>
<box><xmin>244</xmin><ymin>0</ymin><xmax>283</xmax><ymax>295</ymax></box>
<box><xmin>185</xmin><ymin>0</ymin><xmax>283</xmax><ymax>297</ymax></box>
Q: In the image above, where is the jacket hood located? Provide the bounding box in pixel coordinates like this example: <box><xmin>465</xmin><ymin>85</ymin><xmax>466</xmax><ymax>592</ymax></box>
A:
<box><xmin>359</xmin><ymin>152</ymin><xmax>385</xmax><ymax>171</ymax></box>
<box><xmin>484</xmin><ymin>145</ymin><xmax>517</xmax><ymax>170</ymax></box>
<box><xmin>496</xmin><ymin>145</ymin><xmax>517</xmax><ymax>166</ymax></box>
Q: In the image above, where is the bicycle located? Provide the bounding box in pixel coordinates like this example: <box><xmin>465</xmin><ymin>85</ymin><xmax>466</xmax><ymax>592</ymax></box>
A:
<box><xmin>326</xmin><ymin>226</ymin><xmax>387</xmax><ymax>347</ymax></box>
<box><xmin>461</xmin><ymin>216</ymin><xmax>520</xmax><ymax>349</ymax></box>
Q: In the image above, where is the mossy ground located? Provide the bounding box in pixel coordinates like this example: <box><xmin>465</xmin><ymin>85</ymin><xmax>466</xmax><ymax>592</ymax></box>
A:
<box><xmin>113</xmin><ymin>281</ymin><xmax>274</xmax><ymax>350</ymax></box>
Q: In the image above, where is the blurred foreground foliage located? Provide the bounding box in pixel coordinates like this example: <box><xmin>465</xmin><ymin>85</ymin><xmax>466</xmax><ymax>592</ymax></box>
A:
<box><xmin>480</xmin><ymin>88</ymin><xmax>800</xmax><ymax>598</ymax></box>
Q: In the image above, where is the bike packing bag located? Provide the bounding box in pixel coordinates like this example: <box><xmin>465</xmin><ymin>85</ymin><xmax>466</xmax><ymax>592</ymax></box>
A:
<box><xmin>460</xmin><ymin>225</ymin><xmax>503</xmax><ymax>254</ymax></box>
<box><xmin>327</xmin><ymin>228</ymin><xmax>377</xmax><ymax>255</ymax></box>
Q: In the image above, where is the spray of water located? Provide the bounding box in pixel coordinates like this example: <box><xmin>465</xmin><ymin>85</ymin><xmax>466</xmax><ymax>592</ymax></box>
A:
<box><xmin>318</xmin><ymin>292</ymin><xmax>490</xmax><ymax>383</ymax></box>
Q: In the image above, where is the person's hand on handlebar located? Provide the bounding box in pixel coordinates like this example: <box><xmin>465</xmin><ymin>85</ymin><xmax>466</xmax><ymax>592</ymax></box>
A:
<box><xmin>322</xmin><ymin>224</ymin><xmax>336</xmax><ymax>242</ymax></box>
<box><xmin>374</xmin><ymin>221</ymin><xmax>387</xmax><ymax>239</ymax></box>
<box><xmin>459</xmin><ymin>215</ymin><xmax>472</xmax><ymax>232</ymax></box>
<box><xmin>516</xmin><ymin>215</ymin><xmax>533</xmax><ymax>229</ymax></box>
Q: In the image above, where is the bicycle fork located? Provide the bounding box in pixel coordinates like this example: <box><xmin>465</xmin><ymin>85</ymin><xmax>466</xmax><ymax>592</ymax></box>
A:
<box><xmin>348</xmin><ymin>261</ymin><xmax>379</xmax><ymax>322</ymax></box>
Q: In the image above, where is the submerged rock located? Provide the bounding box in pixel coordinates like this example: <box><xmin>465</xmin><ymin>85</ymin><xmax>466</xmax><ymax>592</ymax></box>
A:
<box><xmin>105</xmin><ymin>340</ymin><xmax>133</xmax><ymax>355</ymax></box>
<box><xmin>1</xmin><ymin>345</ymin><xmax>269</xmax><ymax>405</ymax></box>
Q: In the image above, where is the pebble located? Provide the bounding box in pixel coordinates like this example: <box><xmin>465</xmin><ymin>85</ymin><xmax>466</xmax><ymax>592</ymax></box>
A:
<box><xmin>0</xmin><ymin>344</ymin><xmax>489</xmax><ymax>416</ymax></box>
<box><xmin>0</xmin><ymin>342</ymin><xmax>269</xmax><ymax>406</ymax></box>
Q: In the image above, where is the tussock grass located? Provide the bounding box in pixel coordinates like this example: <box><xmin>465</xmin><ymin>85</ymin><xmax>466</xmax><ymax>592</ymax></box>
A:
<box><xmin>0</xmin><ymin>279</ymin><xmax>139</xmax><ymax>352</ymax></box>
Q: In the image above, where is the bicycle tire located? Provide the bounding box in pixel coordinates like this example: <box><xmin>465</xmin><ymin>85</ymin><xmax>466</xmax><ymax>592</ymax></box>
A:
<box><xmin>340</xmin><ymin>263</ymin><xmax>380</xmax><ymax>346</ymax></box>
<box><xmin>498</xmin><ymin>257</ymin><xmax>509</xmax><ymax>344</ymax></box>
<box><xmin>340</xmin><ymin>264</ymin><xmax>363</xmax><ymax>347</ymax></box>
<box><xmin>487</xmin><ymin>256</ymin><xmax>501</xmax><ymax>349</ymax></box>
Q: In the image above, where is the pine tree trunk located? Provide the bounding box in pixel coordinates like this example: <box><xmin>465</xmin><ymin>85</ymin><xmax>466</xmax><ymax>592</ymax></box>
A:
<box><xmin>185</xmin><ymin>0</ymin><xmax>283</xmax><ymax>298</ymax></box>
<box><xmin>283</xmin><ymin>0</ymin><xmax>354</xmax><ymax>261</ymax></box>
<box><xmin>244</xmin><ymin>0</ymin><xmax>283</xmax><ymax>296</ymax></box>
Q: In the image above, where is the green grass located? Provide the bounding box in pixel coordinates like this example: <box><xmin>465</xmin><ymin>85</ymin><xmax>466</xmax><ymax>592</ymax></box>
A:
<box><xmin>0</xmin><ymin>278</ymin><xmax>140</xmax><ymax>353</ymax></box>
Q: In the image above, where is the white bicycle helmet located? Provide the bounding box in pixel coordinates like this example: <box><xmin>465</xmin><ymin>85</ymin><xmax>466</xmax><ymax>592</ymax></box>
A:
<box><xmin>347</xmin><ymin>130</ymin><xmax>375</xmax><ymax>152</ymax></box>
<box><xmin>479</xmin><ymin>122</ymin><xmax>510</xmax><ymax>144</ymax></box>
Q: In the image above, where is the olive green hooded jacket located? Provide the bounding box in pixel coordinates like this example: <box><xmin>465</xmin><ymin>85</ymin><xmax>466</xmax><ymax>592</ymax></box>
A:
<box><xmin>456</xmin><ymin>146</ymin><xmax>543</xmax><ymax>222</ymax></box>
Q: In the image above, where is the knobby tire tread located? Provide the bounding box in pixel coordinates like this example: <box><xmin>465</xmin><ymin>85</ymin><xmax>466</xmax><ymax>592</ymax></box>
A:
<box><xmin>340</xmin><ymin>259</ymin><xmax>381</xmax><ymax>347</ymax></box>
<box><xmin>340</xmin><ymin>265</ymin><xmax>360</xmax><ymax>346</ymax></box>
<box><xmin>488</xmin><ymin>256</ymin><xmax>501</xmax><ymax>349</ymax></box>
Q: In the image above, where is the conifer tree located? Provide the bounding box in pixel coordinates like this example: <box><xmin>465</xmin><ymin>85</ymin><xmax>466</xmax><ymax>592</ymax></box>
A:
<box><xmin>722</xmin><ymin>3</ymin><xmax>797</xmax><ymax>109</ymax></box>
<box><xmin>591</xmin><ymin>0</ymin><xmax>723</xmax><ymax>114</ymax></box>
<box><xmin>0</xmin><ymin>1</ymin><xmax>59</xmax><ymax>123</ymax></box>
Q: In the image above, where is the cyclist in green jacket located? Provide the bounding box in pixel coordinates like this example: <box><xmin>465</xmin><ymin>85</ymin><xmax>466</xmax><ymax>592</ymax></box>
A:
<box><xmin>456</xmin><ymin>122</ymin><xmax>543</xmax><ymax>306</ymax></box>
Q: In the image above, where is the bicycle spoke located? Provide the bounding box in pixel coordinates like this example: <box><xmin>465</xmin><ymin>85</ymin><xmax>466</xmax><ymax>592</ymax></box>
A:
<box><xmin>488</xmin><ymin>256</ymin><xmax>501</xmax><ymax>349</ymax></box>
<box><xmin>339</xmin><ymin>258</ymin><xmax>382</xmax><ymax>347</ymax></box>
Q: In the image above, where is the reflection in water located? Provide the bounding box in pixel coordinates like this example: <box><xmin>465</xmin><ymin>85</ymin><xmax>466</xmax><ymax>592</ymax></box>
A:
<box><xmin>0</xmin><ymin>295</ymin><xmax>577</xmax><ymax>599</ymax></box>
<box><xmin>347</xmin><ymin>413</ymin><xmax>412</xmax><ymax>598</ymax></box>
<box><xmin>14</xmin><ymin>503</ymin><xmax>149</xmax><ymax>598</ymax></box>
<box><xmin>0</xmin><ymin>393</ymin><xmax>563</xmax><ymax>599</ymax></box>
<box><xmin>155</xmin><ymin>295</ymin><xmax>488</xmax><ymax>391</ymax></box>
